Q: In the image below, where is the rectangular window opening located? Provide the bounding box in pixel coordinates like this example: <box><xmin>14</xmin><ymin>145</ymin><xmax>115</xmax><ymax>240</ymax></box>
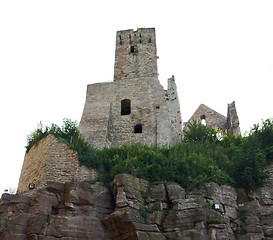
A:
<box><xmin>130</xmin><ymin>46</ymin><xmax>135</xmax><ymax>53</ymax></box>
<box><xmin>134</xmin><ymin>124</ymin><xmax>142</xmax><ymax>133</ymax></box>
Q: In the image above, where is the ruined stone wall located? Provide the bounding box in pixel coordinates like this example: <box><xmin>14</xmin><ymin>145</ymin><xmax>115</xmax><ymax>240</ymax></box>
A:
<box><xmin>114</xmin><ymin>28</ymin><xmax>158</xmax><ymax>81</ymax></box>
<box><xmin>78</xmin><ymin>82</ymin><xmax>112</xmax><ymax>148</ymax></box>
<box><xmin>226</xmin><ymin>101</ymin><xmax>241</xmax><ymax>135</ymax></box>
<box><xmin>167</xmin><ymin>76</ymin><xmax>182</xmax><ymax>143</ymax></box>
<box><xmin>17</xmin><ymin>135</ymin><xmax>96</xmax><ymax>193</ymax></box>
<box><xmin>186</xmin><ymin>104</ymin><xmax>227</xmax><ymax>130</ymax></box>
<box><xmin>184</xmin><ymin>102</ymin><xmax>241</xmax><ymax>135</ymax></box>
<box><xmin>79</xmin><ymin>77</ymin><xmax>176</xmax><ymax>148</ymax></box>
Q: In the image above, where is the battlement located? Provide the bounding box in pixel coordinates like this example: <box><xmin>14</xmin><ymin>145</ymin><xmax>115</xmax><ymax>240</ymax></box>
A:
<box><xmin>116</xmin><ymin>28</ymin><xmax>156</xmax><ymax>45</ymax></box>
<box><xmin>114</xmin><ymin>28</ymin><xmax>158</xmax><ymax>81</ymax></box>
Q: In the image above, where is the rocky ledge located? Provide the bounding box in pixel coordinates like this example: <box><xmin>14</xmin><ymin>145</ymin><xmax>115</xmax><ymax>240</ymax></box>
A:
<box><xmin>1</xmin><ymin>164</ymin><xmax>273</xmax><ymax>239</ymax></box>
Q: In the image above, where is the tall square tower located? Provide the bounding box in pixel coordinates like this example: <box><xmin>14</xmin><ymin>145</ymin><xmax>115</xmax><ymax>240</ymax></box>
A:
<box><xmin>114</xmin><ymin>28</ymin><xmax>158</xmax><ymax>80</ymax></box>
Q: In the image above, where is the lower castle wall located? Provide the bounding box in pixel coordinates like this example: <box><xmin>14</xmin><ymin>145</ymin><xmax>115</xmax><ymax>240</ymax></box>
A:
<box><xmin>17</xmin><ymin>137</ymin><xmax>48</xmax><ymax>193</ymax></box>
<box><xmin>17</xmin><ymin>135</ymin><xmax>96</xmax><ymax>193</ymax></box>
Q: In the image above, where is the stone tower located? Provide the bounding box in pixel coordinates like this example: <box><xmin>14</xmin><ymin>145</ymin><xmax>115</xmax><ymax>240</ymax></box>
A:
<box><xmin>79</xmin><ymin>28</ymin><xmax>182</xmax><ymax>148</ymax></box>
<box><xmin>114</xmin><ymin>28</ymin><xmax>158</xmax><ymax>80</ymax></box>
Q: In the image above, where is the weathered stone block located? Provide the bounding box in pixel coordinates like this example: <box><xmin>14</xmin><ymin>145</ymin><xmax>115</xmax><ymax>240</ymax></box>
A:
<box><xmin>112</xmin><ymin>174</ymin><xmax>148</xmax><ymax>209</ymax></box>
<box><xmin>165</xmin><ymin>182</ymin><xmax>186</xmax><ymax>202</ymax></box>
<box><xmin>136</xmin><ymin>231</ymin><xmax>166</xmax><ymax>240</ymax></box>
<box><xmin>173</xmin><ymin>197</ymin><xmax>206</xmax><ymax>211</ymax></box>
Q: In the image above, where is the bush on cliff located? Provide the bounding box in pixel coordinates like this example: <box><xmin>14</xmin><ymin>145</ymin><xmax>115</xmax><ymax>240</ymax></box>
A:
<box><xmin>220</xmin><ymin>119</ymin><xmax>273</xmax><ymax>191</ymax></box>
<box><xmin>26</xmin><ymin>118</ymin><xmax>273</xmax><ymax>192</ymax></box>
<box><xmin>25</xmin><ymin>119</ymin><xmax>94</xmax><ymax>157</ymax></box>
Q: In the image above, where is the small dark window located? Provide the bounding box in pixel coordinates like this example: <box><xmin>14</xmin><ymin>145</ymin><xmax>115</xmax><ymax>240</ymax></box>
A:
<box><xmin>121</xmin><ymin>99</ymin><xmax>131</xmax><ymax>115</ymax></box>
<box><xmin>119</xmin><ymin>35</ymin><xmax>122</xmax><ymax>45</ymax></box>
<box><xmin>130</xmin><ymin>45</ymin><xmax>135</xmax><ymax>53</ymax></box>
<box><xmin>156</xmin><ymin>106</ymin><xmax>160</xmax><ymax>109</ymax></box>
<box><xmin>134</xmin><ymin>124</ymin><xmax>142</xmax><ymax>133</ymax></box>
<box><xmin>149</xmin><ymin>37</ymin><xmax>152</xmax><ymax>43</ymax></box>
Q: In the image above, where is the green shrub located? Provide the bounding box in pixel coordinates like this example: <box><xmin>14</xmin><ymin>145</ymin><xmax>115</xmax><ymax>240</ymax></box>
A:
<box><xmin>183</xmin><ymin>120</ymin><xmax>220</xmax><ymax>143</ymax></box>
<box><xmin>25</xmin><ymin>118</ymin><xmax>273</xmax><ymax>192</ymax></box>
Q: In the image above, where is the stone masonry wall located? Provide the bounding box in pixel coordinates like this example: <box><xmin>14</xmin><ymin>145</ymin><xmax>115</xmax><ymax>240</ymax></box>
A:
<box><xmin>184</xmin><ymin>102</ymin><xmax>241</xmax><ymax>135</ymax></box>
<box><xmin>17</xmin><ymin>137</ymin><xmax>48</xmax><ymax>193</ymax></box>
<box><xmin>185</xmin><ymin>104</ymin><xmax>227</xmax><ymax>130</ymax></box>
<box><xmin>226</xmin><ymin>101</ymin><xmax>241</xmax><ymax>135</ymax></box>
<box><xmin>167</xmin><ymin>76</ymin><xmax>182</xmax><ymax>143</ymax></box>
<box><xmin>17</xmin><ymin>135</ymin><xmax>97</xmax><ymax>193</ymax></box>
<box><xmin>79</xmin><ymin>77</ymin><xmax>179</xmax><ymax>148</ymax></box>
<box><xmin>114</xmin><ymin>28</ymin><xmax>158</xmax><ymax>81</ymax></box>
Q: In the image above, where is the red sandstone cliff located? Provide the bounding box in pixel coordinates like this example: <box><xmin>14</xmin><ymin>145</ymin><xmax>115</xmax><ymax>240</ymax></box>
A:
<box><xmin>1</xmin><ymin>164</ymin><xmax>273</xmax><ymax>240</ymax></box>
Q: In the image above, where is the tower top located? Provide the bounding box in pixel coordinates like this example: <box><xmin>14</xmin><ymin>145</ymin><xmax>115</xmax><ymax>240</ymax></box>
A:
<box><xmin>114</xmin><ymin>28</ymin><xmax>158</xmax><ymax>81</ymax></box>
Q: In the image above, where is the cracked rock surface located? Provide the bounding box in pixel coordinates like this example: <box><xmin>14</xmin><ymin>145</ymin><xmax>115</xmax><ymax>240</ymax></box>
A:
<box><xmin>1</xmin><ymin>164</ymin><xmax>273</xmax><ymax>239</ymax></box>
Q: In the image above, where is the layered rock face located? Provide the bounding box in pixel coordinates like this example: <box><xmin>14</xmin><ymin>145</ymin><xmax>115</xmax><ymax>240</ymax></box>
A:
<box><xmin>0</xmin><ymin>181</ymin><xmax>113</xmax><ymax>239</ymax></box>
<box><xmin>1</xmin><ymin>165</ymin><xmax>273</xmax><ymax>239</ymax></box>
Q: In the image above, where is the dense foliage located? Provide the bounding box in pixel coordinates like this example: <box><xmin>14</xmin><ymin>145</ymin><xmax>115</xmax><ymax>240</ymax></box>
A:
<box><xmin>26</xmin><ymin>118</ymin><xmax>273</xmax><ymax>192</ymax></box>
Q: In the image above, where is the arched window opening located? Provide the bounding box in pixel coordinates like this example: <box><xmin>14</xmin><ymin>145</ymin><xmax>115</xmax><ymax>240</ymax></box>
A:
<box><xmin>121</xmin><ymin>99</ymin><xmax>131</xmax><ymax>115</ymax></box>
<box><xmin>134</xmin><ymin>124</ymin><xmax>142</xmax><ymax>134</ymax></box>
<box><xmin>200</xmin><ymin>115</ymin><xmax>206</xmax><ymax>126</ymax></box>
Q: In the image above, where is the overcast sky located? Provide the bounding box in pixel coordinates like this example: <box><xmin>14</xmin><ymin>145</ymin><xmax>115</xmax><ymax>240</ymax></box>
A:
<box><xmin>1</xmin><ymin>1</ymin><xmax>273</xmax><ymax>195</ymax></box>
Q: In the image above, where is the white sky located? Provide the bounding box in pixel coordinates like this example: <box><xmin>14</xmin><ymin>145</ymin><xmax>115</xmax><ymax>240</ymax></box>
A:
<box><xmin>1</xmin><ymin>1</ymin><xmax>273</xmax><ymax>195</ymax></box>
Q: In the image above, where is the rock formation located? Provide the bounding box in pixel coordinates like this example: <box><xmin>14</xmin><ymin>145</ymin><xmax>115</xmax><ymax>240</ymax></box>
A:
<box><xmin>1</xmin><ymin>163</ymin><xmax>273</xmax><ymax>239</ymax></box>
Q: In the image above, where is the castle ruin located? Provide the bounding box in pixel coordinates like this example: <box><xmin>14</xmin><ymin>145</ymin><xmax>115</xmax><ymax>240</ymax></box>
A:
<box><xmin>17</xmin><ymin>27</ymin><xmax>240</xmax><ymax>193</ymax></box>
<box><xmin>78</xmin><ymin>28</ymin><xmax>182</xmax><ymax>148</ymax></box>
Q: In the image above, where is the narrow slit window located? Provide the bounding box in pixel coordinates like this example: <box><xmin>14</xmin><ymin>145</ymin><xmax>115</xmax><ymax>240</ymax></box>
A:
<box><xmin>121</xmin><ymin>99</ymin><xmax>131</xmax><ymax>115</ymax></box>
<box><xmin>134</xmin><ymin>124</ymin><xmax>142</xmax><ymax>133</ymax></box>
<box><xmin>130</xmin><ymin>45</ymin><xmax>135</xmax><ymax>53</ymax></box>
